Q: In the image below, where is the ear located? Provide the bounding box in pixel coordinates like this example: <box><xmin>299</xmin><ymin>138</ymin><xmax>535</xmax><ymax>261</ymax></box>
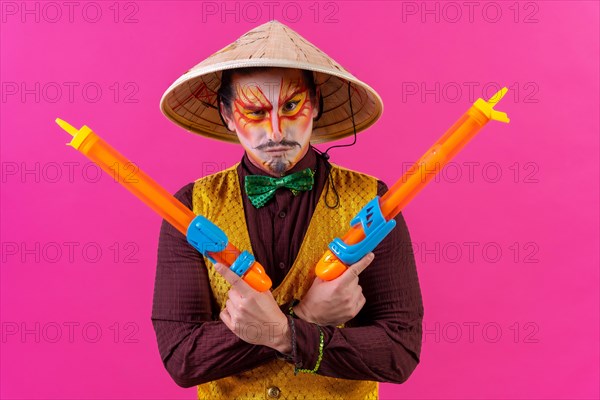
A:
<box><xmin>219</xmin><ymin>101</ymin><xmax>236</xmax><ymax>132</ymax></box>
<box><xmin>312</xmin><ymin>86</ymin><xmax>321</xmax><ymax>119</ymax></box>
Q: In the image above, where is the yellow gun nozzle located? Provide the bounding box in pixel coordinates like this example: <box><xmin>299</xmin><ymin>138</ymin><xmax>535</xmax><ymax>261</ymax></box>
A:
<box><xmin>487</xmin><ymin>87</ymin><xmax>508</xmax><ymax>106</ymax></box>
<box><xmin>473</xmin><ymin>87</ymin><xmax>510</xmax><ymax>124</ymax></box>
<box><xmin>55</xmin><ymin>117</ymin><xmax>93</xmax><ymax>149</ymax></box>
<box><xmin>55</xmin><ymin>118</ymin><xmax>79</xmax><ymax>137</ymax></box>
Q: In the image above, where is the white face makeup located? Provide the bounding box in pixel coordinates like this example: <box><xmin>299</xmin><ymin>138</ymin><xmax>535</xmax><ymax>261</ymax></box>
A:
<box><xmin>220</xmin><ymin>68</ymin><xmax>318</xmax><ymax>176</ymax></box>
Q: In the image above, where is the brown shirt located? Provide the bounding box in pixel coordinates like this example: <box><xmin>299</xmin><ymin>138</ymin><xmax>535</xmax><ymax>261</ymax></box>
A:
<box><xmin>151</xmin><ymin>146</ymin><xmax>424</xmax><ymax>387</ymax></box>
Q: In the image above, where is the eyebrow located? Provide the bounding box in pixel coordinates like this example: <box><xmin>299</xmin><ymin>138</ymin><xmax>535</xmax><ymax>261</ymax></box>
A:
<box><xmin>240</xmin><ymin>103</ymin><xmax>270</xmax><ymax>111</ymax></box>
<box><xmin>239</xmin><ymin>88</ymin><xmax>305</xmax><ymax>111</ymax></box>
<box><xmin>236</xmin><ymin>82</ymin><xmax>308</xmax><ymax>111</ymax></box>
<box><xmin>236</xmin><ymin>95</ymin><xmax>272</xmax><ymax>111</ymax></box>
<box><xmin>279</xmin><ymin>87</ymin><xmax>307</xmax><ymax>105</ymax></box>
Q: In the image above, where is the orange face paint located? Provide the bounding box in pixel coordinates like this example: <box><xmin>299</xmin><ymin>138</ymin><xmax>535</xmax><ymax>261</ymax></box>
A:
<box><xmin>223</xmin><ymin>69</ymin><xmax>317</xmax><ymax>176</ymax></box>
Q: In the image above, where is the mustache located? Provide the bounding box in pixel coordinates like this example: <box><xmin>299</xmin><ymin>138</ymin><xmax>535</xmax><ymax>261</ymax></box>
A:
<box><xmin>255</xmin><ymin>140</ymin><xmax>300</xmax><ymax>151</ymax></box>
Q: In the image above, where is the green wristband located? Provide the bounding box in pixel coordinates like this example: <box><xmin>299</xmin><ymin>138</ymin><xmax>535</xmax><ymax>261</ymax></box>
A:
<box><xmin>288</xmin><ymin>299</ymin><xmax>299</xmax><ymax>318</ymax></box>
<box><xmin>294</xmin><ymin>325</ymin><xmax>324</xmax><ymax>374</ymax></box>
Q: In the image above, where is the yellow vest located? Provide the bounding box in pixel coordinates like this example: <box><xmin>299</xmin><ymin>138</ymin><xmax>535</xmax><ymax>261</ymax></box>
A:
<box><xmin>192</xmin><ymin>162</ymin><xmax>379</xmax><ymax>400</ymax></box>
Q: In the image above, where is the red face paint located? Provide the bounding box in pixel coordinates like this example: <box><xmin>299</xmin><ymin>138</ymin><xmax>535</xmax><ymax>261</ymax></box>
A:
<box><xmin>225</xmin><ymin>69</ymin><xmax>317</xmax><ymax>176</ymax></box>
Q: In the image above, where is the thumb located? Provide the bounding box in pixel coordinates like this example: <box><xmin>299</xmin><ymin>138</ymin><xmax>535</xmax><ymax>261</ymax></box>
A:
<box><xmin>339</xmin><ymin>252</ymin><xmax>375</xmax><ymax>283</ymax></box>
<box><xmin>347</xmin><ymin>252</ymin><xmax>375</xmax><ymax>277</ymax></box>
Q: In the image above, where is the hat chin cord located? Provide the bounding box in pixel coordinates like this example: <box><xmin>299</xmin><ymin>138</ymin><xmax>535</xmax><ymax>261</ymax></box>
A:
<box><xmin>313</xmin><ymin>80</ymin><xmax>358</xmax><ymax>209</ymax></box>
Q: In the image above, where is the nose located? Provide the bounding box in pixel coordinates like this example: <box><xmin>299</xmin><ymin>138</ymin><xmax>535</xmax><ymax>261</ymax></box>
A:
<box><xmin>268</xmin><ymin>112</ymin><xmax>283</xmax><ymax>142</ymax></box>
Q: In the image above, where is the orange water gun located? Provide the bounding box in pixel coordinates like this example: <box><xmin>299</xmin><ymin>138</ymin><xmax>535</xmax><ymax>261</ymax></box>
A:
<box><xmin>55</xmin><ymin>119</ymin><xmax>272</xmax><ymax>292</ymax></box>
<box><xmin>315</xmin><ymin>87</ymin><xmax>511</xmax><ymax>280</ymax></box>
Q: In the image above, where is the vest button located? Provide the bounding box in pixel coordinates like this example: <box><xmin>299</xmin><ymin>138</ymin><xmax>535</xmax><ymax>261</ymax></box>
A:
<box><xmin>278</xmin><ymin>211</ymin><xmax>286</xmax><ymax>218</ymax></box>
<box><xmin>278</xmin><ymin>262</ymin><xmax>286</xmax><ymax>270</ymax></box>
<box><xmin>267</xmin><ymin>386</ymin><xmax>281</xmax><ymax>398</ymax></box>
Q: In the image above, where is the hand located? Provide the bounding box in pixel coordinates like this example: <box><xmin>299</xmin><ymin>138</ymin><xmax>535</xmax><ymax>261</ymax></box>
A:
<box><xmin>214</xmin><ymin>263</ymin><xmax>291</xmax><ymax>354</ymax></box>
<box><xmin>294</xmin><ymin>252</ymin><xmax>375</xmax><ymax>327</ymax></box>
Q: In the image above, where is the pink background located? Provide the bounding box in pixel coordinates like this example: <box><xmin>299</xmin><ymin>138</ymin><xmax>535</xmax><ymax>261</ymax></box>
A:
<box><xmin>1</xmin><ymin>1</ymin><xmax>598</xmax><ymax>399</ymax></box>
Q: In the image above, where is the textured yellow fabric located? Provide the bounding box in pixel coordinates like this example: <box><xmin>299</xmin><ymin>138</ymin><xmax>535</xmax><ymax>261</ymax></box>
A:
<box><xmin>193</xmin><ymin>162</ymin><xmax>379</xmax><ymax>400</ymax></box>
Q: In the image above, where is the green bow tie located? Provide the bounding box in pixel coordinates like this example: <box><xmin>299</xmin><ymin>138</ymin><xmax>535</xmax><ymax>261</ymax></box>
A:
<box><xmin>245</xmin><ymin>168</ymin><xmax>315</xmax><ymax>208</ymax></box>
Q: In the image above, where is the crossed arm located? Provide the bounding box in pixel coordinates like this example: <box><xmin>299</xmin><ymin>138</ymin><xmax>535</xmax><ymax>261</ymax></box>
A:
<box><xmin>151</xmin><ymin>182</ymin><xmax>424</xmax><ymax>388</ymax></box>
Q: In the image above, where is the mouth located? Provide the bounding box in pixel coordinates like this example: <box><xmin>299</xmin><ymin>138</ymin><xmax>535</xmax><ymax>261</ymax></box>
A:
<box><xmin>264</xmin><ymin>147</ymin><xmax>292</xmax><ymax>153</ymax></box>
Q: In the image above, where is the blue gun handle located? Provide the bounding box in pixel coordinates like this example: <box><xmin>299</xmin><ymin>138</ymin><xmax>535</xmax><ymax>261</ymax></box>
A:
<box><xmin>328</xmin><ymin>196</ymin><xmax>396</xmax><ymax>265</ymax></box>
<box><xmin>186</xmin><ymin>215</ymin><xmax>257</xmax><ymax>278</ymax></box>
<box><xmin>186</xmin><ymin>215</ymin><xmax>228</xmax><ymax>264</ymax></box>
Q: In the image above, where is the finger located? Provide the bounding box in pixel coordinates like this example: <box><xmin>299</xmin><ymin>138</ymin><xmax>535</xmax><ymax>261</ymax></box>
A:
<box><xmin>358</xmin><ymin>293</ymin><xmax>366</xmax><ymax>309</ymax></box>
<box><xmin>355</xmin><ymin>294</ymin><xmax>366</xmax><ymax>314</ymax></box>
<box><xmin>339</xmin><ymin>252</ymin><xmax>375</xmax><ymax>283</ymax></box>
<box><xmin>228</xmin><ymin>288</ymin><xmax>244</xmax><ymax>302</ymax></box>
<box><xmin>226</xmin><ymin>298</ymin><xmax>235</xmax><ymax>312</ymax></box>
<box><xmin>214</xmin><ymin>263</ymin><xmax>253</xmax><ymax>296</ymax></box>
<box><xmin>213</xmin><ymin>262</ymin><xmax>240</xmax><ymax>285</ymax></box>
<box><xmin>353</xmin><ymin>285</ymin><xmax>363</xmax><ymax>299</ymax></box>
<box><xmin>220</xmin><ymin>307</ymin><xmax>233</xmax><ymax>329</ymax></box>
<box><xmin>351</xmin><ymin>252</ymin><xmax>375</xmax><ymax>275</ymax></box>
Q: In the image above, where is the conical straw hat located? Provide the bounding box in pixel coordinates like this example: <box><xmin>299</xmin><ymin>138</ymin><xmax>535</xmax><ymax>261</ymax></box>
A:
<box><xmin>160</xmin><ymin>20</ymin><xmax>384</xmax><ymax>144</ymax></box>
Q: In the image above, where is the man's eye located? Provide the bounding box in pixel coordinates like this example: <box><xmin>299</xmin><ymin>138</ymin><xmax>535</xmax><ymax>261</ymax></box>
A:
<box><xmin>248</xmin><ymin>110</ymin><xmax>265</xmax><ymax>116</ymax></box>
<box><xmin>283</xmin><ymin>101</ymin><xmax>300</xmax><ymax>112</ymax></box>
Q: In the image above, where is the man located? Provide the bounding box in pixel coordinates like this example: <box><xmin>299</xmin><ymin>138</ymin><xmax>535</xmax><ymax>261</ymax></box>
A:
<box><xmin>153</xmin><ymin>20</ymin><xmax>424</xmax><ymax>399</ymax></box>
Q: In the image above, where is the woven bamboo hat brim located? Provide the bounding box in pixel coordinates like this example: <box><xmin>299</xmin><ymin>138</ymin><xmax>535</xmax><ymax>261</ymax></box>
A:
<box><xmin>160</xmin><ymin>20</ymin><xmax>383</xmax><ymax>144</ymax></box>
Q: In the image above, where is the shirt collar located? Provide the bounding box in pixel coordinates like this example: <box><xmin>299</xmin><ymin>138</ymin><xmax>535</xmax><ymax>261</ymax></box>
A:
<box><xmin>241</xmin><ymin>146</ymin><xmax>317</xmax><ymax>177</ymax></box>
